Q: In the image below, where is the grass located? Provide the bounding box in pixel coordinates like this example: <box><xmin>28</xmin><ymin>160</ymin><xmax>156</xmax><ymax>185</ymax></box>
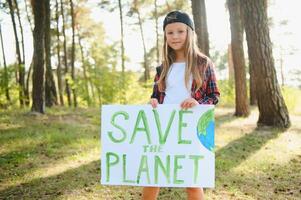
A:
<box><xmin>0</xmin><ymin>106</ymin><xmax>300</xmax><ymax>200</ymax></box>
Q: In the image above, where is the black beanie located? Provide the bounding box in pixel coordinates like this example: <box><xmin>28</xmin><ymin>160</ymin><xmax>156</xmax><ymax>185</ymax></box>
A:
<box><xmin>163</xmin><ymin>11</ymin><xmax>194</xmax><ymax>31</ymax></box>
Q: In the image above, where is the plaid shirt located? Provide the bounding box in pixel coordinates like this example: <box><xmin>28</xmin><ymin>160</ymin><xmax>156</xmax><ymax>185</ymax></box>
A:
<box><xmin>151</xmin><ymin>62</ymin><xmax>220</xmax><ymax>105</ymax></box>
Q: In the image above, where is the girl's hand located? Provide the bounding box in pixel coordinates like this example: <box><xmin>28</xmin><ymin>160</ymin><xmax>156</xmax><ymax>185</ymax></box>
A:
<box><xmin>150</xmin><ymin>98</ymin><xmax>159</xmax><ymax>108</ymax></box>
<box><xmin>180</xmin><ymin>98</ymin><xmax>199</xmax><ymax>109</ymax></box>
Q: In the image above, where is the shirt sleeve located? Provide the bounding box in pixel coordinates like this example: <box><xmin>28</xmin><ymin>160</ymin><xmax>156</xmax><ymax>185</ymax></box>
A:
<box><xmin>150</xmin><ymin>66</ymin><xmax>161</xmax><ymax>101</ymax></box>
<box><xmin>198</xmin><ymin>63</ymin><xmax>220</xmax><ymax>105</ymax></box>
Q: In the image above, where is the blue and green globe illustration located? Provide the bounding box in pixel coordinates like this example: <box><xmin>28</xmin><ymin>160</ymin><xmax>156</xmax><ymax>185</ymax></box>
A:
<box><xmin>196</xmin><ymin>109</ymin><xmax>215</xmax><ymax>152</ymax></box>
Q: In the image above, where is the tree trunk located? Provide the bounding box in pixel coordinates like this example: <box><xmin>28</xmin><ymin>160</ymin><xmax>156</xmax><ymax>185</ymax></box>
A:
<box><xmin>118</xmin><ymin>0</ymin><xmax>126</xmax><ymax>103</ymax></box>
<box><xmin>55</xmin><ymin>0</ymin><xmax>64</xmax><ymax>106</ymax></box>
<box><xmin>249</xmin><ymin>62</ymin><xmax>257</xmax><ymax>105</ymax></box>
<box><xmin>227</xmin><ymin>0</ymin><xmax>249</xmax><ymax>117</ymax></box>
<box><xmin>24</xmin><ymin>0</ymin><xmax>33</xmax><ymax>32</ymax></box>
<box><xmin>136</xmin><ymin>9</ymin><xmax>150</xmax><ymax>81</ymax></box>
<box><xmin>25</xmin><ymin>60</ymin><xmax>32</xmax><ymax>106</ymax></box>
<box><xmin>0</xmin><ymin>24</ymin><xmax>11</xmax><ymax>102</ymax></box>
<box><xmin>14</xmin><ymin>0</ymin><xmax>25</xmax><ymax>64</ymax></box>
<box><xmin>45</xmin><ymin>0</ymin><xmax>58</xmax><ymax>107</ymax></box>
<box><xmin>7</xmin><ymin>0</ymin><xmax>24</xmax><ymax>106</ymax></box>
<box><xmin>154</xmin><ymin>0</ymin><xmax>160</xmax><ymax>65</ymax></box>
<box><xmin>60</xmin><ymin>0</ymin><xmax>72</xmax><ymax>107</ymax></box>
<box><xmin>191</xmin><ymin>0</ymin><xmax>210</xmax><ymax>56</ymax></box>
<box><xmin>239</xmin><ymin>2</ymin><xmax>256</xmax><ymax>105</ymax></box>
<box><xmin>69</xmin><ymin>0</ymin><xmax>77</xmax><ymax>107</ymax></box>
<box><xmin>24</xmin><ymin>0</ymin><xmax>33</xmax><ymax>106</ymax></box>
<box><xmin>242</xmin><ymin>0</ymin><xmax>290</xmax><ymax>128</ymax></box>
<box><xmin>31</xmin><ymin>0</ymin><xmax>45</xmax><ymax>113</ymax></box>
<box><xmin>87</xmin><ymin>63</ymin><xmax>96</xmax><ymax>105</ymax></box>
<box><xmin>14</xmin><ymin>0</ymin><xmax>28</xmax><ymax>105</ymax></box>
<box><xmin>78</xmin><ymin>34</ymin><xmax>91</xmax><ymax>106</ymax></box>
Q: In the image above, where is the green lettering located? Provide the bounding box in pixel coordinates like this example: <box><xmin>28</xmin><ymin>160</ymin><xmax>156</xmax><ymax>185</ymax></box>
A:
<box><xmin>178</xmin><ymin>110</ymin><xmax>192</xmax><ymax>144</ymax></box>
<box><xmin>130</xmin><ymin>110</ymin><xmax>151</xmax><ymax>144</ymax></box>
<box><xmin>154</xmin><ymin>155</ymin><xmax>171</xmax><ymax>184</ymax></box>
<box><xmin>173</xmin><ymin>155</ymin><xmax>185</xmax><ymax>184</ymax></box>
<box><xmin>153</xmin><ymin>109</ymin><xmax>176</xmax><ymax>144</ymax></box>
<box><xmin>189</xmin><ymin>155</ymin><xmax>204</xmax><ymax>183</ymax></box>
<box><xmin>108</xmin><ymin>111</ymin><xmax>129</xmax><ymax>143</ymax></box>
<box><xmin>122</xmin><ymin>154</ymin><xmax>135</xmax><ymax>183</ymax></box>
<box><xmin>106</xmin><ymin>152</ymin><xmax>119</xmax><ymax>182</ymax></box>
<box><xmin>136</xmin><ymin>155</ymin><xmax>150</xmax><ymax>184</ymax></box>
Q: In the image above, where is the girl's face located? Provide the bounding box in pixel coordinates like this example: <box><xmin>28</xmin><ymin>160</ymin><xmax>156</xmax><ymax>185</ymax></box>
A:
<box><xmin>165</xmin><ymin>22</ymin><xmax>187</xmax><ymax>52</ymax></box>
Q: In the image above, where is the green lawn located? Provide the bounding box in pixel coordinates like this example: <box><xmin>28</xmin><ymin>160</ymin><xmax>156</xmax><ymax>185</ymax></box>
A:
<box><xmin>0</xmin><ymin>106</ymin><xmax>300</xmax><ymax>200</ymax></box>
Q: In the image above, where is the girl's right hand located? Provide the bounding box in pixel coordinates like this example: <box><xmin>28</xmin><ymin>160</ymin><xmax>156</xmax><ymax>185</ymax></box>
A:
<box><xmin>150</xmin><ymin>98</ymin><xmax>158</xmax><ymax>108</ymax></box>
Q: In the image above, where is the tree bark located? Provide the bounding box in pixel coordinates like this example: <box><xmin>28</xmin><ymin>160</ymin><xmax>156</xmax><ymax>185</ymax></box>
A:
<box><xmin>118</xmin><ymin>0</ymin><xmax>126</xmax><ymax>103</ymax></box>
<box><xmin>24</xmin><ymin>0</ymin><xmax>33</xmax><ymax>32</ymax></box>
<box><xmin>55</xmin><ymin>0</ymin><xmax>64</xmax><ymax>106</ymax></box>
<box><xmin>242</xmin><ymin>0</ymin><xmax>290</xmax><ymax>128</ymax></box>
<box><xmin>239</xmin><ymin>2</ymin><xmax>256</xmax><ymax>105</ymax></box>
<box><xmin>191</xmin><ymin>0</ymin><xmax>210</xmax><ymax>56</ymax></box>
<box><xmin>31</xmin><ymin>0</ymin><xmax>45</xmax><ymax>113</ymax></box>
<box><xmin>249</xmin><ymin>62</ymin><xmax>257</xmax><ymax>105</ymax></box>
<box><xmin>60</xmin><ymin>0</ymin><xmax>72</xmax><ymax>107</ymax></box>
<box><xmin>14</xmin><ymin>0</ymin><xmax>25</xmax><ymax>64</ymax></box>
<box><xmin>154</xmin><ymin>0</ymin><xmax>160</xmax><ymax>65</ymax></box>
<box><xmin>45</xmin><ymin>0</ymin><xmax>58</xmax><ymax>107</ymax></box>
<box><xmin>78</xmin><ymin>34</ymin><xmax>91</xmax><ymax>106</ymax></box>
<box><xmin>24</xmin><ymin>0</ymin><xmax>33</xmax><ymax>106</ymax></box>
<box><xmin>14</xmin><ymin>0</ymin><xmax>27</xmax><ymax>105</ymax></box>
<box><xmin>7</xmin><ymin>0</ymin><xmax>25</xmax><ymax>106</ymax></box>
<box><xmin>227</xmin><ymin>0</ymin><xmax>249</xmax><ymax>117</ymax></box>
<box><xmin>137</xmin><ymin>9</ymin><xmax>150</xmax><ymax>81</ymax></box>
<box><xmin>0</xmin><ymin>24</ymin><xmax>10</xmax><ymax>102</ymax></box>
<box><xmin>69</xmin><ymin>0</ymin><xmax>77</xmax><ymax>107</ymax></box>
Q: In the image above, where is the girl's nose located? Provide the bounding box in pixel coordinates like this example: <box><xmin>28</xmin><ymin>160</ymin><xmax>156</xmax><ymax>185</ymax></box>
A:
<box><xmin>172</xmin><ymin>33</ymin><xmax>179</xmax><ymax>39</ymax></box>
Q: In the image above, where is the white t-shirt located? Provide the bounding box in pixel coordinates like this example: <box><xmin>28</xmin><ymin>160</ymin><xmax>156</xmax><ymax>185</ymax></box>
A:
<box><xmin>163</xmin><ymin>62</ymin><xmax>193</xmax><ymax>104</ymax></box>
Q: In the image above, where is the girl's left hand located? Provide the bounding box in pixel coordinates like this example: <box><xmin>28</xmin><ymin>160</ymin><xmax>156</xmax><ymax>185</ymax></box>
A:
<box><xmin>180</xmin><ymin>98</ymin><xmax>199</xmax><ymax>109</ymax></box>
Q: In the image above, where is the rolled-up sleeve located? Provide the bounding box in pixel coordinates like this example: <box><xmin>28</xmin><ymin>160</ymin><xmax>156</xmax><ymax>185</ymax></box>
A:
<box><xmin>150</xmin><ymin>67</ymin><xmax>161</xmax><ymax>101</ymax></box>
<box><xmin>198</xmin><ymin>64</ymin><xmax>220</xmax><ymax>105</ymax></box>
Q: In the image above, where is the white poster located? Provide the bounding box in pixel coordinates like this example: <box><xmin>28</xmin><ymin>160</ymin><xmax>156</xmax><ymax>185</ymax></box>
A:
<box><xmin>101</xmin><ymin>104</ymin><xmax>215</xmax><ymax>188</ymax></box>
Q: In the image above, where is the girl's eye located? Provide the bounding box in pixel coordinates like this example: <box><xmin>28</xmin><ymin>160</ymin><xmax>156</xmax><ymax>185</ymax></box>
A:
<box><xmin>178</xmin><ymin>30</ymin><xmax>184</xmax><ymax>33</ymax></box>
<box><xmin>167</xmin><ymin>32</ymin><xmax>173</xmax><ymax>35</ymax></box>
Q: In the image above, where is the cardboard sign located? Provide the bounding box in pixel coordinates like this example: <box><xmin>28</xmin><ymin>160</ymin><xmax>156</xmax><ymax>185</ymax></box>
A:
<box><xmin>100</xmin><ymin>105</ymin><xmax>215</xmax><ymax>188</ymax></box>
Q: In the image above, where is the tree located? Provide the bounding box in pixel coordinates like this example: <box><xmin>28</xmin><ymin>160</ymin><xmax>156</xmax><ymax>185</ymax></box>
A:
<box><xmin>44</xmin><ymin>0</ymin><xmax>58</xmax><ymax>107</ymax></box>
<box><xmin>191</xmin><ymin>0</ymin><xmax>210</xmax><ymax>56</ymax></box>
<box><xmin>69</xmin><ymin>0</ymin><xmax>77</xmax><ymax>107</ymax></box>
<box><xmin>55</xmin><ymin>0</ymin><xmax>64</xmax><ymax>105</ymax></box>
<box><xmin>242</xmin><ymin>0</ymin><xmax>290</xmax><ymax>128</ymax></box>
<box><xmin>0</xmin><ymin>23</ymin><xmax>10</xmax><ymax>102</ymax></box>
<box><xmin>154</xmin><ymin>0</ymin><xmax>159</xmax><ymax>65</ymax></box>
<box><xmin>14</xmin><ymin>0</ymin><xmax>27</xmax><ymax>104</ymax></box>
<box><xmin>227</xmin><ymin>0</ymin><xmax>249</xmax><ymax>117</ymax></box>
<box><xmin>99</xmin><ymin>0</ymin><xmax>127</xmax><ymax>102</ymax></box>
<box><xmin>118</xmin><ymin>0</ymin><xmax>125</xmax><ymax>75</ymax></box>
<box><xmin>74</xmin><ymin>2</ymin><xmax>94</xmax><ymax>106</ymax></box>
<box><xmin>31</xmin><ymin>0</ymin><xmax>46</xmax><ymax>113</ymax></box>
<box><xmin>24</xmin><ymin>0</ymin><xmax>34</xmax><ymax>106</ymax></box>
<box><xmin>7</xmin><ymin>0</ymin><xmax>25</xmax><ymax>106</ymax></box>
<box><xmin>78</xmin><ymin>33</ymin><xmax>91</xmax><ymax>106</ymax></box>
<box><xmin>128</xmin><ymin>0</ymin><xmax>150</xmax><ymax>81</ymax></box>
<box><xmin>60</xmin><ymin>0</ymin><xmax>72</xmax><ymax>106</ymax></box>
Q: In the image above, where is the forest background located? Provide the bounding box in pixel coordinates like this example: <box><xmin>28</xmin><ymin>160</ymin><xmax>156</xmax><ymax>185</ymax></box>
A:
<box><xmin>0</xmin><ymin>0</ymin><xmax>300</xmax><ymax>199</ymax></box>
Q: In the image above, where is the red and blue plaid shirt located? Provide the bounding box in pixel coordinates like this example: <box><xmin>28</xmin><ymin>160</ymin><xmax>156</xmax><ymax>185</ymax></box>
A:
<box><xmin>151</xmin><ymin>62</ymin><xmax>220</xmax><ymax>105</ymax></box>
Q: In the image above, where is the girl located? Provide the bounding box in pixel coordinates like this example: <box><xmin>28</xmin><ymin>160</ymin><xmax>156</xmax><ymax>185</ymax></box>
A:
<box><xmin>143</xmin><ymin>11</ymin><xmax>220</xmax><ymax>200</ymax></box>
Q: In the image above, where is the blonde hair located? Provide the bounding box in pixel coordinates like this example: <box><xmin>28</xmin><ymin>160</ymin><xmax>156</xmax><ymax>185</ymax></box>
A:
<box><xmin>158</xmin><ymin>26</ymin><xmax>209</xmax><ymax>92</ymax></box>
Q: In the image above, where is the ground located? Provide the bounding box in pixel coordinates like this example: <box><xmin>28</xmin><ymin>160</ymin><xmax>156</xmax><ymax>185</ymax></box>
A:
<box><xmin>0</xmin><ymin>106</ymin><xmax>300</xmax><ymax>200</ymax></box>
